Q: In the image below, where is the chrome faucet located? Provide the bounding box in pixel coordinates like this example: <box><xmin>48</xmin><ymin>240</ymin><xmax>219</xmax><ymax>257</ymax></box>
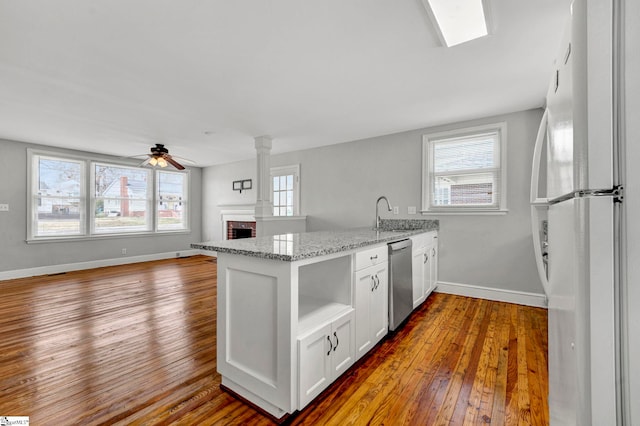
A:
<box><xmin>375</xmin><ymin>196</ymin><xmax>392</xmax><ymax>230</ymax></box>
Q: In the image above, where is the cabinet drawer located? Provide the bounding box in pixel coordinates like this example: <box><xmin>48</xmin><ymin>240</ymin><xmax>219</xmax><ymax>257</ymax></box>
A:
<box><xmin>355</xmin><ymin>245</ymin><xmax>388</xmax><ymax>271</ymax></box>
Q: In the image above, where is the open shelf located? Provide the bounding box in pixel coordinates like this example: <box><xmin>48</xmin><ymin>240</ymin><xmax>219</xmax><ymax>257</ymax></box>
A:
<box><xmin>298</xmin><ymin>295</ymin><xmax>352</xmax><ymax>337</ymax></box>
<box><xmin>297</xmin><ymin>254</ymin><xmax>353</xmax><ymax>336</ymax></box>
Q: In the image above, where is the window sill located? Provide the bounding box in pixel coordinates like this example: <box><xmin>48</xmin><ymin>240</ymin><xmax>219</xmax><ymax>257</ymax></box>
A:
<box><xmin>26</xmin><ymin>230</ymin><xmax>191</xmax><ymax>244</ymax></box>
<box><xmin>420</xmin><ymin>209</ymin><xmax>509</xmax><ymax>216</ymax></box>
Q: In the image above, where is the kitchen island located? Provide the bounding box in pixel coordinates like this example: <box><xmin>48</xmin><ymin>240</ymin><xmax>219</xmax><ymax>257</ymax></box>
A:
<box><xmin>192</xmin><ymin>221</ymin><xmax>437</xmax><ymax>420</ymax></box>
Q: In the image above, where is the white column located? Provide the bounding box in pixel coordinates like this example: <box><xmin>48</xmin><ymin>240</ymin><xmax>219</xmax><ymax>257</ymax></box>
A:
<box><xmin>254</xmin><ymin>135</ymin><xmax>273</xmax><ymax>218</ymax></box>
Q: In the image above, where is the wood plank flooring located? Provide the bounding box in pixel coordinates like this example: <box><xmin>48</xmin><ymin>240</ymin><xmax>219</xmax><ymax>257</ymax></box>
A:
<box><xmin>0</xmin><ymin>255</ymin><xmax>548</xmax><ymax>425</ymax></box>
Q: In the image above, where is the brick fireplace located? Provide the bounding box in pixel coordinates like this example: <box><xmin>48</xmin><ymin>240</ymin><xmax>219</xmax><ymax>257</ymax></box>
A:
<box><xmin>226</xmin><ymin>220</ymin><xmax>256</xmax><ymax>240</ymax></box>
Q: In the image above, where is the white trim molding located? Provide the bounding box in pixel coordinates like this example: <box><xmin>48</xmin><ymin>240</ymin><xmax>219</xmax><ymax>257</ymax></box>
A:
<box><xmin>0</xmin><ymin>249</ymin><xmax>202</xmax><ymax>281</ymax></box>
<box><xmin>434</xmin><ymin>280</ymin><xmax>547</xmax><ymax>308</ymax></box>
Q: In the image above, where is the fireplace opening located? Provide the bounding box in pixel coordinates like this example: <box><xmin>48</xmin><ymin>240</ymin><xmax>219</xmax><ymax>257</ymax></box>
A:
<box><xmin>232</xmin><ymin>228</ymin><xmax>253</xmax><ymax>239</ymax></box>
<box><xmin>227</xmin><ymin>220</ymin><xmax>256</xmax><ymax>240</ymax></box>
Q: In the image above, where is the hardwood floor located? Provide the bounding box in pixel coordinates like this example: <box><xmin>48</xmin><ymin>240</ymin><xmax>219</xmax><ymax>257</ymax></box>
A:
<box><xmin>0</xmin><ymin>256</ymin><xmax>548</xmax><ymax>425</ymax></box>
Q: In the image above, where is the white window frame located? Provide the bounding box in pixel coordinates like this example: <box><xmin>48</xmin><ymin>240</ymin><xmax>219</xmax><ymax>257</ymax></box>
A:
<box><xmin>156</xmin><ymin>169</ymin><xmax>189</xmax><ymax>232</ymax></box>
<box><xmin>421</xmin><ymin>122</ymin><xmax>508</xmax><ymax>214</ymax></box>
<box><xmin>91</xmin><ymin>162</ymin><xmax>154</xmax><ymax>235</ymax></box>
<box><xmin>28</xmin><ymin>151</ymin><xmax>87</xmax><ymax>239</ymax></box>
<box><xmin>270</xmin><ymin>164</ymin><xmax>300</xmax><ymax>216</ymax></box>
<box><xmin>27</xmin><ymin>149</ymin><xmax>191</xmax><ymax>242</ymax></box>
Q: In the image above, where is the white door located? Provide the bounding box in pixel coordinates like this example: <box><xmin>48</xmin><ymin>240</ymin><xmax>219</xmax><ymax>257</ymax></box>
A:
<box><xmin>427</xmin><ymin>243</ymin><xmax>437</xmax><ymax>296</ymax></box>
<box><xmin>331</xmin><ymin>311</ymin><xmax>355</xmax><ymax>378</ymax></box>
<box><xmin>622</xmin><ymin>0</ymin><xmax>640</xmax><ymax>422</ymax></box>
<box><xmin>412</xmin><ymin>247</ymin><xmax>425</xmax><ymax>308</ymax></box>
<box><xmin>423</xmin><ymin>246</ymin><xmax>432</xmax><ymax>298</ymax></box>
<box><xmin>298</xmin><ymin>323</ymin><xmax>332</xmax><ymax>408</ymax></box>
<box><xmin>354</xmin><ymin>268</ymin><xmax>373</xmax><ymax>358</ymax></box>
<box><xmin>547</xmin><ymin>199</ymin><xmax>579</xmax><ymax>425</ymax></box>
<box><xmin>371</xmin><ymin>266</ymin><xmax>388</xmax><ymax>343</ymax></box>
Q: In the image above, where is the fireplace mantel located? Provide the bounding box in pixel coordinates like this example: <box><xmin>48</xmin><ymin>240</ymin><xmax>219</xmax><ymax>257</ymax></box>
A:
<box><xmin>220</xmin><ymin>209</ymin><xmax>255</xmax><ymax>240</ymax></box>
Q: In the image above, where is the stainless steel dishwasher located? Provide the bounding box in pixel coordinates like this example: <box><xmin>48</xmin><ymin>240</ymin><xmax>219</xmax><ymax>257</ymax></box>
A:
<box><xmin>388</xmin><ymin>239</ymin><xmax>413</xmax><ymax>331</ymax></box>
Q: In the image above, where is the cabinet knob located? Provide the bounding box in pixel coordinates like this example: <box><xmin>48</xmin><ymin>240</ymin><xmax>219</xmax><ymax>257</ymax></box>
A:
<box><xmin>333</xmin><ymin>331</ymin><xmax>339</xmax><ymax>351</ymax></box>
<box><xmin>327</xmin><ymin>335</ymin><xmax>333</xmax><ymax>356</ymax></box>
<box><xmin>370</xmin><ymin>255</ymin><xmax>378</xmax><ymax>261</ymax></box>
<box><xmin>371</xmin><ymin>276</ymin><xmax>375</xmax><ymax>292</ymax></box>
<box><xmin>432</xmin><ymin>248</ymin><xmax>436</xmax><ymax>256</ymax></box>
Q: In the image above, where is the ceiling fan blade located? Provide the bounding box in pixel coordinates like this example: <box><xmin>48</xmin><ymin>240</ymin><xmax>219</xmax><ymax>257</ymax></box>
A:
<box><xmin>164</xmin><ymin>154</ymin><xmax>185</xmax><ymax>170</ymax></box>
<box><xmin>171</xmin><ymin>155</ymin><xmax>197</xmax><ymax>166</ymax></box>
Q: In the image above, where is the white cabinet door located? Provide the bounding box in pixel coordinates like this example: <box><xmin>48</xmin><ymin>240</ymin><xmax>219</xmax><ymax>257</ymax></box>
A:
<box><xmin>412</xmin><ymin>246</ymin><xmax>426</xmax><ymax>308</ymax></box>
<box><xmin>423</xmin><ymin>245</ymin><xmax>432</xmax><ymax>298</ymax></box>
<box><xmin>330</xmin><ymin>310</ymin><xmax>355</xmax><ymax>378</ymax></box>
<box><xmin>426</xmin><ymin>236</ymin><xmax>438</xmax><ymax>297</ymax></box>
<box><xmin>354</xmin><ymin>268</ymin><xmax>374</xmax><ymax>358</ymax></box>
<box><xmin>370</xmin><ymin>265</ymin><xmax>388</xmax><ymax>344</ymax></box>
<box><xmin>298</xmin><ymin>323</ymin><xmax>332</xmax><ymax>408</ymax></box>
<box><xmin>298</xmin><ymin>310</ymin><xmax>355</xmax><ymax>409</ymax></box>
<box><xmin>354</xmin><ymin>264</ymin><xmax>387</xmax><ymax>361</ymax></box>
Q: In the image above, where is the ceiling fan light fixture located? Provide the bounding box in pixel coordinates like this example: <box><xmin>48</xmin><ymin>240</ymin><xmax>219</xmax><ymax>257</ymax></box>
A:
<box><xmin>157</xmin><ymin>157</ymin><xmax>168</xmax><ymax>168</ymax></box>
<box><xmin>422</xmin><ymin>0</ymin><xmax>489</xmax><ymax>47</ymax></box>
<box><xmin>149</xmin><ymin>157</ymin><xmax>158</xmax><ymax>166</ymax></box>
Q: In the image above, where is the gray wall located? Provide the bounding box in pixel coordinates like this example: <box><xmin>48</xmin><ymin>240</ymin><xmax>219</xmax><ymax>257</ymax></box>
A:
<box><xmin>203</xmin><ymin>108</ymin><xmax>545</xmax><ymax>294</ymax></box>
<box><xmin>0</xmin><ymin>139</ymin><xmax>203</xmax><ymax>273</ymax></box>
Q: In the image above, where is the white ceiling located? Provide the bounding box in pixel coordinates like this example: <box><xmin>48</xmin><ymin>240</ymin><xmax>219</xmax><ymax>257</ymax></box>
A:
<box><xmin>0</xmin><ymin>0</ymin><xmax>570</xmax><ymax>167</ymax></box>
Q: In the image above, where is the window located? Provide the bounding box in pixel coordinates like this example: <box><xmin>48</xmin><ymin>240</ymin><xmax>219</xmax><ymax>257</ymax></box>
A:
<box><xmin>422</xmin><ymin>122</ymin><xmax>507</xmax><ymax>213</ymax></box>
<box><xmin>93</xmin><ymin>163</ymin><xmax>152</xmax><ymax>234</ymax></box>
<box><xmin>28</xmin><ymin>150</ymin><xmax>190</xmax><ymax>240</ymax></box>
<box><xmin>271</xmin><ymin>164</ymin><xmax>300</xmax><ymax>216</ymax></box>
<box><xmin>157</xmin><ymin>170</ymin><xmax>188</xmax><ymax>231</ymax></box>
<box><xmin>32</xmin><ymin>155</ymin><xmax>86</xmax><ymax>237</ymax></box>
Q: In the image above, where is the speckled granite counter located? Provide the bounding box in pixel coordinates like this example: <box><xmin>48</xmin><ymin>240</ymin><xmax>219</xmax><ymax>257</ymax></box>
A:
<box><xmin>192</xmin><ymin>219</ymin><xmax>438</xmax><ymax>262</ymax></box>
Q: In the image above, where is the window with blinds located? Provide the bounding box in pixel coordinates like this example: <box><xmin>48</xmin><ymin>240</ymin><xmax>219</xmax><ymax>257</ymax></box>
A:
<box><xmin>422</xmin><ymin>123</ymin><xmax>507</xmax><ymax>212</ymax></box>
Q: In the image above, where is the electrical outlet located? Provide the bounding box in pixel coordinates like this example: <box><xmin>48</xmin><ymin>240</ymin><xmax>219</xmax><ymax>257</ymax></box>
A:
<box><xmin>0</xmin><ymin>204</ymin><xmax>9</xmax><ymax>212</ymax></box>
<box><xmin>408</xmin><ymin>206</ymin><xmax>417</xmax><ymax>215</ymax></box>
<box><xmin>121</xmin><ymin>248</ymin><xmax>127</xmax><ymax>255</ymax></box>
<box><xmin>393</xmin><ymin>206</ymin><xmax>399</xmax><ymax>215</ymax></box>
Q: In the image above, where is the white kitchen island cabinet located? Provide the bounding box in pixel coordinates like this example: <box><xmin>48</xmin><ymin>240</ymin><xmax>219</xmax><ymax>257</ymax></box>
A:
<box><xmin>192</xmin><ymin>223</ymin><xmax>437</xmax><ymax>421</ymax></box>
<box><xmin>298</xmin><ymin>307</ymin><xmax>354</xmax><ymax>408</ymax></box>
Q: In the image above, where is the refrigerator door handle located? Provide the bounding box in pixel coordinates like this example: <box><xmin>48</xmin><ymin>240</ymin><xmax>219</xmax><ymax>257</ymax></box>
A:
<box><xmin>576</xmin><ymin>185</ymin><xmax>624</xmax><ymax>202</ymax></box>
<box><xmin>530</xmin><ymin>108</ymin><xmax>550</xmax><ymax>297</ymax></box>
<box><xmin>548</xmin><ymin>185</ymin><xmax>624</xmax><ymax>205</ymax></box>
<box><xmin>530</xmin><ymin>108</ymin><xmax>550</xmax><ymax>205</ymax></box>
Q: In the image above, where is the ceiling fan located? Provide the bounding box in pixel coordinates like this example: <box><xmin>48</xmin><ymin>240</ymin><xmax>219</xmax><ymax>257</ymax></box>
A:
<box><xmin>133</xmin><ymin>144</ymin><xmax>191</xmax><ymax>170</ymax></box>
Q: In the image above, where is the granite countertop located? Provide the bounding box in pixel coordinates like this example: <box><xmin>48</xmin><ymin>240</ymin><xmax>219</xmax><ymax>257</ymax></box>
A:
<box><xmin>191</xmin><ymin>219</ymin><xmax>438</xmax><ymax>262</ymax></box>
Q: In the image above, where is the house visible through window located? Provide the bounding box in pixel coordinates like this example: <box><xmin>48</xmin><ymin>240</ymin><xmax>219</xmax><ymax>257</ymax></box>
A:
<box><xmin>93</xmin><ymin>163</ymin><xmax>151</xmax><ymax>234</ymax></box>
<box><xmin>422</xmin><ymin>122</ymin><xmax>507</xmax><ymax>212</ymax></box>
<box><xmin>33</xmin><ymin>155</ymin><xmax>85</xmax><ymax>237</ymax></box>
<box><xmin>28</xmin><ymin>150</ymin><xmax>190</xmax><ymax>240</ymax></box>
<box><xmin>157</xmin><ymin>170</ymin><xmax>188</xmax><ymax>231</ymax></box>
<box><xmin>271</xmin><ymin>164</ymin><xmax>300</xmax><ymax>216</ymax></box>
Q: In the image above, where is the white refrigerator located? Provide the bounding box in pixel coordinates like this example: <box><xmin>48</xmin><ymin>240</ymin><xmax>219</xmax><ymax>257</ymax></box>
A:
<box><xmin>530</xmin><ymin>0</ymin><xmax>624</xmax><ymax>424</ymax></box>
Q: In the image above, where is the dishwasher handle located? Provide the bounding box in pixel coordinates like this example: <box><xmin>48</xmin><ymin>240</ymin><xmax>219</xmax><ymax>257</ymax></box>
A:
<box><xmin>388</xmin><ymin>239</ymin><xmax>412</xmax><ymax>253</ymax></box>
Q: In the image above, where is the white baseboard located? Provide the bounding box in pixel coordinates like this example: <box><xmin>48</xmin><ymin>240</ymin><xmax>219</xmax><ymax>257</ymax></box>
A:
<box><xmin>0</xmin><ymin>249</ymin><xmax>203</xmax><ymax>281</ymax></box>
<box><xmin>434</xmin><ymin>281</ymin><xmax>547</xmax><ymax>308</ymax></box>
